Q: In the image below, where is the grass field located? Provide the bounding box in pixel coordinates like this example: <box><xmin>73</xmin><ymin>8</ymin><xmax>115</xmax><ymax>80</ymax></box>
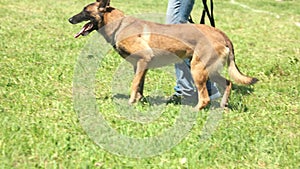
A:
<box><xmin>0</xmin><ymin>0</ymin><xmax>299</xmax><ymax>168</ymax></box>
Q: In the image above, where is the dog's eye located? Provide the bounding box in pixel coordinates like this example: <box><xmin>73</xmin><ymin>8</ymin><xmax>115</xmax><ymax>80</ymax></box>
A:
<box><xmin>83</xmin><ymin>11</ymin><xmax>91</xmax><ymax>18</ymax></box>
<box><xmin>83</xmin><ymin>7</ymin><xmax>91</xmax><ymax>14</ymax></box>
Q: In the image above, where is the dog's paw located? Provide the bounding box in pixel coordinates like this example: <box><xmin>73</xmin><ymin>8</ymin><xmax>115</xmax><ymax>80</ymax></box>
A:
<box><xmin>128</xmin><ymin>98</ymin><xmax>137</xmax><ymax>105</ymax></box>
<box><xmin>195</xmin><ymin>100</ymin><xmax>210</xmax><ymax>110</ymax></box>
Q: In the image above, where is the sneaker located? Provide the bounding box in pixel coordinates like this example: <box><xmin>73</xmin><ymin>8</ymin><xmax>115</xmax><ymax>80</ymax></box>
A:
<box><xmin>166</xmin><ymin>94</ymin><xmax>182</xmax><ymax>105</ymax></box>
<box><xmin>167</xmin><ymin>84</ymin><xmax>221</xmax><ymax>105</ymax></box>
<box><xmin>208</xmin><ymin>84</ymin><xmax>221</xmax><ymax>100</ymax></box>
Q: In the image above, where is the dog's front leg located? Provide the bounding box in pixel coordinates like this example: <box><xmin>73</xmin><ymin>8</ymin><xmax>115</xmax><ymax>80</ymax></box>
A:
<box><xmin>133</xmin><ymin>66</ymin><xmax>147</xmax><ymax>99</ymax></box>
<box><xmin>129</xmin><ymin>59</ymin><xmax>148</xmax><ymax>104</ymax></box>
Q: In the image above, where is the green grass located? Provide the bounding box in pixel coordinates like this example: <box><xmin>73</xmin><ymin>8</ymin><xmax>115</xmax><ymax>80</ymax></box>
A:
<box><xmin>0</xmin><ymin>0</ymin><xmax>299</xmax><ymax>168</ymax></box>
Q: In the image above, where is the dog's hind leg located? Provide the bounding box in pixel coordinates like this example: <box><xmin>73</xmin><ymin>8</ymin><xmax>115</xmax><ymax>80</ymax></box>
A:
<box><xmin>190</xmin><ymin>59</ymin><xmax>210</xmax><ymax>110</ymax></box>
<box><xmin>210</xmin><ymin>73</ymin><xmax>232</xmax><ymax>108</ymax></box>
<box><xmin>129</xmin><ymin>59</ymin><xmax>148</xmax><ymax>104</ymax></box>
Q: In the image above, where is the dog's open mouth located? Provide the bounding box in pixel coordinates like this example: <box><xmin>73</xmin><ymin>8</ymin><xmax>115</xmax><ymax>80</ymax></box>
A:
<box><xmin>74</xmin><ymin>22</ymin><xmax>94</xmax><ymax>38</ymax></box>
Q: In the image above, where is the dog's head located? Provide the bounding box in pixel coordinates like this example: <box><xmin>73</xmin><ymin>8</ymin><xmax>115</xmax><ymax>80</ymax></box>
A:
<box><xmin>68</xmin><ymin>0</ymin><xmax>110</xmax><ymax>38</ymax></box>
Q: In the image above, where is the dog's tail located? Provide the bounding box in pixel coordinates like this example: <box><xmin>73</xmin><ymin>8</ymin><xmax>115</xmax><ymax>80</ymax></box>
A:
<box><xmin>224</xmin><ymin>35</ymin><xmax>258</xmax><ymax>85</ymax></box>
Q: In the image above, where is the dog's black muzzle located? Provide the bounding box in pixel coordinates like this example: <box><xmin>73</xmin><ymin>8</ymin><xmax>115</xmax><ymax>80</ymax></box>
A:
<box><xmin>68</xmin><ymin>12</ymin><xmax>89</xmax><ymax>24</ymax></box>
<box><xmin>68</xmin><ymin>17</ymin><xmax>76</xmax><ymax>24</ymax></box>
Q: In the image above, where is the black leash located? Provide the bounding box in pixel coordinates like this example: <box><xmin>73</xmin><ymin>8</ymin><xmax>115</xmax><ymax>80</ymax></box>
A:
<box><xmin>189</xmin><ymin>0</ymin><xmax>215</xmax><ymax>27</ymax></box>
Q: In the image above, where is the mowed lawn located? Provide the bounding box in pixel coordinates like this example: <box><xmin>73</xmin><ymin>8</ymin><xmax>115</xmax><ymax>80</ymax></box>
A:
<box><xmin>0</xmin><ymin>0</ymin><xmax>299</xmax><ymax>168</ymax></box>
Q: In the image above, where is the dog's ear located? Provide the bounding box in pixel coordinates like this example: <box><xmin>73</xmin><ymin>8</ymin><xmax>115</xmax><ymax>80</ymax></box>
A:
<box><xmin>98</xmin><ymin>0</ymin><xmax>110</xmax><ymax>12</ymax></box>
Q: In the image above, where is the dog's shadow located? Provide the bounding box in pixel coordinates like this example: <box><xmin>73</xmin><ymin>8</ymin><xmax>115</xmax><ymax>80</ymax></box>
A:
<box><xmin>112</xmin><ymin>93</ymin><xmax>168</xmax><ymax>106</ymax></box>
<box><xmin>228</xmin><ymin>84</ymin><xmax>256</xmax><ymax>112</ymax></box>
<box><xmin>232</xmin><ymin>84</ymin><xmax>255</xmax><ymax>95</ymax></box>
<box><xmin>107</xmin><ymin>84</ymin><xmax>255</xmax><ymax>113</ymax></box>
<box><xmin>112</xmin><ymin>93</ymin><xmax>199</xmax><ymax>109</ymax></box>
<box><xmin>110</xmin><ymin>93</ymin><xmax>177</xmax><ymax>123</ymax></box>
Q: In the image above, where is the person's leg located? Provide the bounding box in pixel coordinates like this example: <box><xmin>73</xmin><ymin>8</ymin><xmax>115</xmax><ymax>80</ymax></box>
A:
<box><xmin>166</xmin><ymin>0</ymin><xmax>196</xmax><ymax>98</ymax></box>
<box><xmin>166</xmin><ymin>0</ymin><xmax>220</xmax><ymax>104</ymax></box>
<box><xmin>166</xmin><ymin>0</ymin><xmax>194</xmax><ymax>24</ymax></box>
<box><xmin>173</xmin><ymin>59</ymin><xmax>195</xmax><ymax>97</ymax></box>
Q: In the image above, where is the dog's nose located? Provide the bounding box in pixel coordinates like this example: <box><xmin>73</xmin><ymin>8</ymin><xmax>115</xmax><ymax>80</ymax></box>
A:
<box><xmin>68</xmin><ymin>17</ymin><xmax>74</xmax><ymax>24</ymax></box>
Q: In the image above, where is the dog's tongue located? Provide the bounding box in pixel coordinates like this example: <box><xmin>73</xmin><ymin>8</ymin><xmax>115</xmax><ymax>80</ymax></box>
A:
<box><xmin>74</xmin><ymin>22</ymin><xmax>93</xmax><ymax>38</ymax></box>
<box><xmin>74</xmin><ymin>27</ymin><xmax>85</xmax><ymax>38</ymax></box>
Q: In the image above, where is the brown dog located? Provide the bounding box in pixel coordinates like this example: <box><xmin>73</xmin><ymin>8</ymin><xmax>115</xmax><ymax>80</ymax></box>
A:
<box><xmin>69</xmin><ymin>0</ymin><xmax>258</xmax><ymax>110</ymax></box>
